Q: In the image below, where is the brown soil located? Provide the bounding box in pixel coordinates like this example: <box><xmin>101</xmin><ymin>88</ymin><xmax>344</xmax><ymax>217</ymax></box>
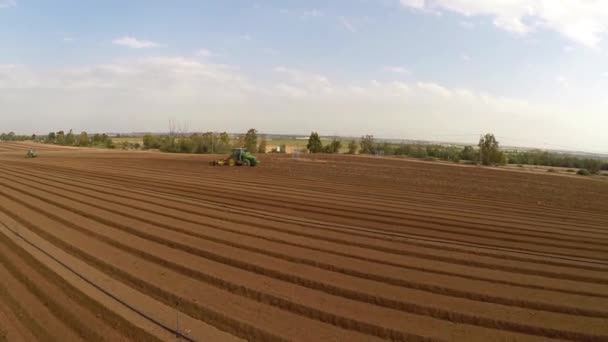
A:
<box><xmin>0</xmin><ymin>141</ymin><xmax>607</xmax><ymax>341</ymax></box>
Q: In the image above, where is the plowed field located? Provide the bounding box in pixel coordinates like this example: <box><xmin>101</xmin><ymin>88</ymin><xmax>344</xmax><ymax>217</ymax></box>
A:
<box><xmin>1</xmin><ymin>141</ymin><xmax>607</xmax><ymax>342</ymax></box>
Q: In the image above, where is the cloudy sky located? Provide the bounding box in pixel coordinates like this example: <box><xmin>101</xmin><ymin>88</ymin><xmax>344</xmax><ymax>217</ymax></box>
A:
<box><xmin>1</xmin><ymin>0</ymin><xmax>607</xmax><ymax>152</ymax></box>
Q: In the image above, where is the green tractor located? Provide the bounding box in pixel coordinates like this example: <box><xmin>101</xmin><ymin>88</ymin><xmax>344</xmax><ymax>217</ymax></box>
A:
<box><xmin>25</xmin><ymin>149</ymin><xmax>37</xmax><ymax>158</ymax></box>
<box><xmin>210</xmin><ymin>148</ymin><xmax>259</xmax><ymax>167</ymax></box>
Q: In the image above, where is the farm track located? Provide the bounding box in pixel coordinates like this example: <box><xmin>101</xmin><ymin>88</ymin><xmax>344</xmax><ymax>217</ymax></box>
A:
<box><xmin>0</xmin><ymin>142</ymin><xmax>607</xmax><ymax>341</ymax></box>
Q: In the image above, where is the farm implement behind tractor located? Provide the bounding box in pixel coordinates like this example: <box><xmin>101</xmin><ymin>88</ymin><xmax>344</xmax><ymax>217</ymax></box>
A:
<box><xmin>210</xmin><ymin>148</ymin><xmax>259</xmax><ymax>167</ymax></box>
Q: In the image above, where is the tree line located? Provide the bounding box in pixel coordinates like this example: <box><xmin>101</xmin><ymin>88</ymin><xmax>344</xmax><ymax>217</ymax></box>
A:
<box><xmin>142</xmin><ymin>129</ymin><xmax>268</xmax><ymax>154</ymax></box>
<box><xmin>307</xmin><ymin>132</ymin><xmax>505</xmax><ymax>164</ymax></box>
<box><xmin>14</xmin><ymin>128</ymin><xmax>608</xmax><ymax>174</ymax></box>
<box><xmin>306</xmin><ymin>132</ymin><xmax>606</xmax><ymax>173</ymax></box>
<box><xmin>0</xmin><ymin>132</ymin><xmax>34</xmax><ymax>141</ymax></box>
<box><xmin>506</xmin><ymin>150</ymin><xmax>605</xmax><ymax>174</ymax></box>
<box><xmin>45</xmin><ymin>130</ymin><xmax>115</xmax><ymax>148</ymax></box>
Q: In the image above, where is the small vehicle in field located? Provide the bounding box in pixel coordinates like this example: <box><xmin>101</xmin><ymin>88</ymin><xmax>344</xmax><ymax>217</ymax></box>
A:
<box><xmin>25</xmin><ymin>149</ymin><xmax>37</xmax><ymax>158</ymax></box>
<box><xmin>210</xmin><ymin>148</ymin><xmax>259</xmax><ymax>167</ymax></box>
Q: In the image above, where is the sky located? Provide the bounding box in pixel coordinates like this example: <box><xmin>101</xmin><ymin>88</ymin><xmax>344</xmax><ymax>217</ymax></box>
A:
<box><xmin>1</xmin><ymin>0</ymin><xmax>607</xmax><ymax>152</ymax></box>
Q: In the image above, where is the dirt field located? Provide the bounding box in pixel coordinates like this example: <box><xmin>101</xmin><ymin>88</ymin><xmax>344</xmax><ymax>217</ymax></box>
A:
<box><xmin>0</xmin><ymin>141</ymin><xmax>607</xmax><ymax>342</ymax></box>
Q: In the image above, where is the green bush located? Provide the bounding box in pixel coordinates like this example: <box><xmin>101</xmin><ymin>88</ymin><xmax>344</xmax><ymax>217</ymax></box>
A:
<box><xmin>577</xmin><ymin>169</ymin><xmax>591</xmax><ymax>176</ymax></box>
<box><xmin>346</xmin><ymin>140</ymin><xmax>358</xmax><ymax>154</ymax></box>
<box><xmin>323</xmin><ymin>139</ymin><xmax>342</xmax><ymax>153</ymax></box>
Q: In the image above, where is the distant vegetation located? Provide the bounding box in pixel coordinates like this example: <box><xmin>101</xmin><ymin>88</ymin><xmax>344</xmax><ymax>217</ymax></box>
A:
<box><xmin>141</xmin><ymin>129</ymin><xmax>263</xmax><ymax>154</ymax></box>
<box><xmin>306</xmin><ymin>131</ymin><xmax>607</xmax><ymax>174</ymax></box>
<box><xmin>44</xmin><ymin>130</ymin><xmax>115</xmax><ymax>148</ymax></box>
<box><xmin>307</xmin><ymin>132</ymin><xmax>503</xmax><ymax>164</ymax></box>
<box><xmin>38</xmin><ymin>128</ymin><xmax>267</xmax><ymax>154</ymax></box>
<box><xmin>0</xmin><ymin>132</ymin><xmax>33</xmax><ymax>141</ymax></box>
<box><xmin>7</xmin><ymin>128</ymin><xmax>607</xmax><ymax>175</ymax></box>
<box><xmin>506</xmin><ymin>150</ymin><xmax>604</xmax><ymax>174</ymax></box>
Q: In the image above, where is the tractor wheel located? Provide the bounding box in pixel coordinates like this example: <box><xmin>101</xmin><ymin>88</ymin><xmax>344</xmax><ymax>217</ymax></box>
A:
<box><xmin>228</xmin><ymin>159</ymin><xmax>236</xmax><ymax>166</ymax></box>
<box><xmin>242</xmin><ymin>159</ymin><xmax>251</xmax><ymax>167</ymax></box>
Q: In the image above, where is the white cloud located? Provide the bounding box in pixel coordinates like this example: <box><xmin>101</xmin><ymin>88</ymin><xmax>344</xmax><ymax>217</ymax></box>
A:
<box><xmin>400</xmin><ymin>0</ymin><xmax>425</xmax><ymax>10</ymax></box>
<box><xmin>460</xmin><ymin>53</ymin><xmax>472</xmax><ymax>62</ymax></box>
<box><xmin>555</xmin><ymin>75</ymin><xmax>569</xmax><ymax>87</ymax></box>
<box><xmin>0</xmin><ymin>0</ymin><xmax>15</xmax><ymax>8</ymax></box>
<box><xmin>196</xmin><ymin>49</ymin><xmax>215</xmax><ymax>57</ymax></box>
<box><xmin>383</xmin><ymin>66</ymin><xmax>410</xmax><ymax>74</ymax></box>
<box><xmin>1</xmin><ymin>58</ymin><xmax>606</xmax><ymax>151</ymax></box>
<box><xmin>416</xmin><ymin>82</ymin><xmax>452</xmax><ymax>97</ymax></box>
<box><xmin>339</xmin><ymin>17</ymin><xmax>357</xmax><ymax>32</ymax></box>
<box><xmin>399</xmin><ymin>0</ymin><xmax>608</xmax><ymax>47</ymax></box>
<box><xmin>112</xmin><ymin>36</ymin><xmax>160</xmax><ymax>49</ymax></box>
<box><xmin>603</xmin><ymin>71</ymin><xmax>608</xmax><ymax>78</ymax></box>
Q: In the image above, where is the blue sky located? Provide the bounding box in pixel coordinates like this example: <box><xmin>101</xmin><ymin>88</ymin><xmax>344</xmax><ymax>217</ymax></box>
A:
<box><xmin>1</xmin><ymin>0</ymin><xmax>607</xmax><ymax>152</ymax></box>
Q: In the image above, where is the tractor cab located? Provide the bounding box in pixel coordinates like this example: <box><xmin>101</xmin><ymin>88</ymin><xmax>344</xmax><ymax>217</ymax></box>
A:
<box><xmin>231</xmin><ymin>148</ymin><xmax>247</xmax><ymax>161</ymax></box>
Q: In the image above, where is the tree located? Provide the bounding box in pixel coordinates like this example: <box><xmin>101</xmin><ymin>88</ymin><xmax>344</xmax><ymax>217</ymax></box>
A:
<box><xmin>459</xmin><ymin>146</ymin><xmax>476</xmax><ymax>161</ymax></box>
<box><xmin>359</xmin><ymin>135</ymin><xmax>376</xmax><ymax>154</ymax></box>
<box><xmin>56</xmin><ymin>131</ymin><xmax>65</xmax><ymax>145</ymax></box>
<box><xmin>478</xmin><ymin>133</ymin><xmax>504</xmax><ymax>165</ymax></box>
<box><xmin>77</xmin><ymin>131</ymin><xmax>90</xmax><ymax>146</ymax></box>
<box><xmin>65</xmin><ymin>129</ymin><xmax>75</xmax><ymax>145</ymax></box>
<box><xmin>323</xmin><ymin>139</ymin><xmax>342</xmax><ymax>153</ymax></box>
<box><xmin>258</xmin><ymin>136</ymin><xmax>267</xmax><ymax>153</ymax></box>
<box><xmin>347</xmin><ymin>140</ymin><xmax>358</xmax><ymax>154</ymax></box>
<box><xmin>307</xmin><ymin>132</ymin><xmax>323</xmax><ymax>153</ymax></box>
<box><xmin>586</xmin><ymin>159</ymin><xmax>602</xmax><ymax>174</ymax></box>
<box><xmin>214</xmin><ymin>132</ymin><xmax>231</xmax><ymax>153</ymax></box>
<box><xmin>143</xmin><ymin>134</ymin><xmax>160</xmax><ymax>149</ymax></box>
<box><xmin>244</xmin><ymin>129</ymin><xmax>258</xmax><ymax>152</ymax></box>
<box><xmin>46</xmin><ymin>132</ymin><xmax>56</xmax><ymax>143</ymax></box>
